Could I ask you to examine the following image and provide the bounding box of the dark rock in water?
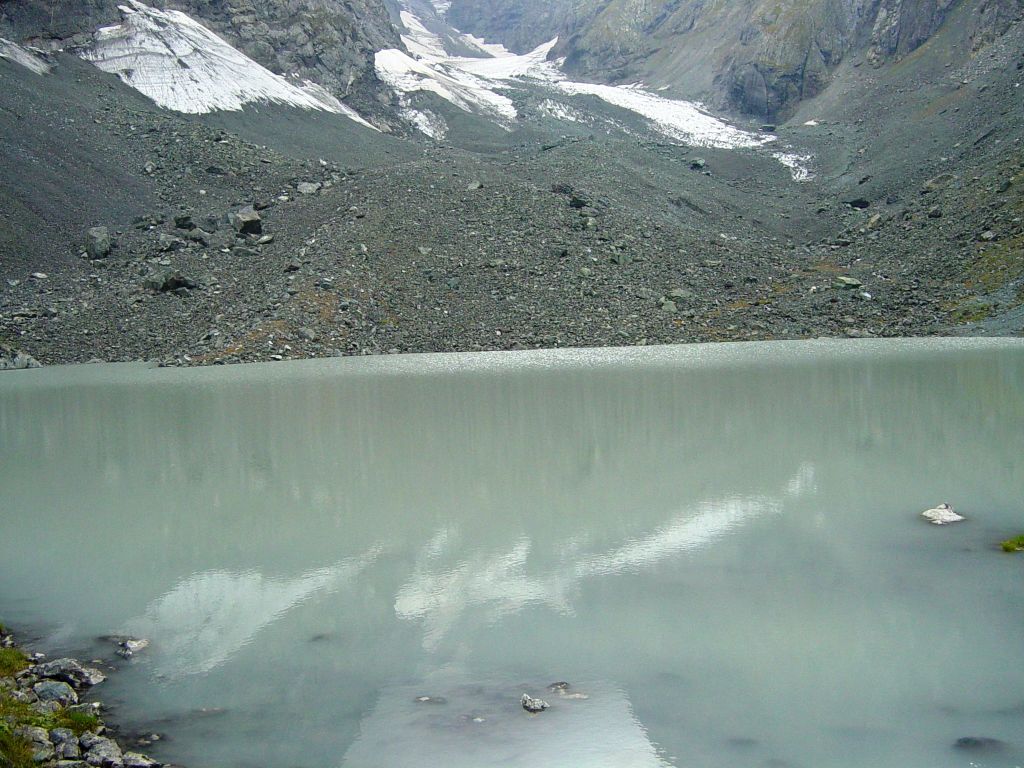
[229,207,263,235]
[521,693,549,712]
[547,681,571,691]
[954,736,1007,751]
[0,344,42,370]
[86,226,112,259]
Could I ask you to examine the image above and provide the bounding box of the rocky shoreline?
[0,626,165,768]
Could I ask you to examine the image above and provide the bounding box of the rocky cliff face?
[0,0,400,106]
[445,0,572,52]
[447,0,1023,119]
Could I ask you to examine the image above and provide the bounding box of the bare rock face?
[446,0,572,53]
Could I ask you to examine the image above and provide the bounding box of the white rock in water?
[521,693,549,713]
[116,637,150,657]
[921,503,964,525]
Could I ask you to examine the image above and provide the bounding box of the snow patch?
[381,4,814,172]
[452,38,559,81]
[0,38,51,75]
[556,81,772,149]
[399,10,447,59]
[538,99,583,123]
[81,0,373,127]
[402,108,449,139]
[375,47,517,122]
[378,7,782,152]
[772,152,814,181]
[459,33,511,58]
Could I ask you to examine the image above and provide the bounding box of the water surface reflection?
[1,340,1022,768]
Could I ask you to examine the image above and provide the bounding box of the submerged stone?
[953,736,1006,751]
[521,693,549,713]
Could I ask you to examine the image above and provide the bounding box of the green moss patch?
[947,298,995,323]
[965,234,1024,294]
[1000,534,1024,553]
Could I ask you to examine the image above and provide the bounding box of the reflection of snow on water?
[125,547,381,677]
[394,487,799,650]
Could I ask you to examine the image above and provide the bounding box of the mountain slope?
[446,0,1024,119]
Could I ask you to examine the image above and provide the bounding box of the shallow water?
[2,339,1023,768]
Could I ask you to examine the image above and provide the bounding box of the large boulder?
[34,658,106,688]
[229,207,262,235]
[86,226,112,259]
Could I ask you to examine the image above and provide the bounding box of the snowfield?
[374,4,814,177]
[63,0,811,178]
[81,0,375,128]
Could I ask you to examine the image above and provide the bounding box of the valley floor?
[1,23,1022,366]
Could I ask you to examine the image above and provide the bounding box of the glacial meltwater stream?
[2,339,1023,768]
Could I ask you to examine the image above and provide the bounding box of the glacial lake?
[1,338,1023,768]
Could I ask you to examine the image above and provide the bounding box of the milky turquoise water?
[1,339,1022,768]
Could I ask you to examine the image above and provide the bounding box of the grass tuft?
[0,651,28,679]
[52,708,100,735]
[0,728,36,768]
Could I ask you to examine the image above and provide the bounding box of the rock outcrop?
[446,0,571,53]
